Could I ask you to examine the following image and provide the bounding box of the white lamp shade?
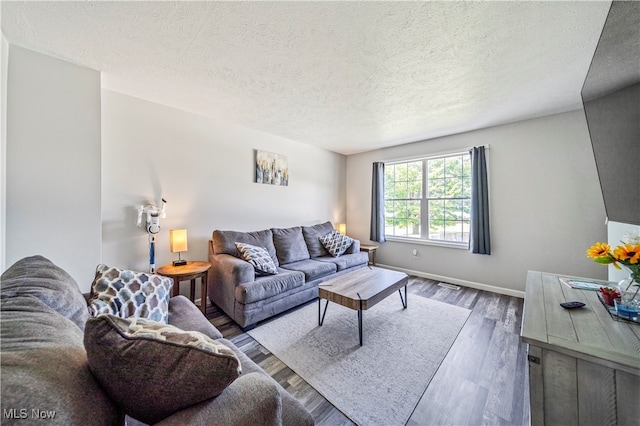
[338,223,346,235]
[170,229,188,253]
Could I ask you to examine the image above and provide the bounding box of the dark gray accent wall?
[583,83,640,225]
[581,1,640,225]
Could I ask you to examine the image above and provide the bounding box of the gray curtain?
[470,147,491,254]
[370,162,386,243]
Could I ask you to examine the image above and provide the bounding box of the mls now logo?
[3,409,27,419]
[4,408,56,419]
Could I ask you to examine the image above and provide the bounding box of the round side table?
[157,261,212,314]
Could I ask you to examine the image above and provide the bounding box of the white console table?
[521,271,640,426]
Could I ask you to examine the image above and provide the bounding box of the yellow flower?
[613,244,640,265]
[586,242,611,259]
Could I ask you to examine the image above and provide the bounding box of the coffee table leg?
[398,285,408,309]
[319,298,329,326]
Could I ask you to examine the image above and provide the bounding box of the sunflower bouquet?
[586,234,640,303]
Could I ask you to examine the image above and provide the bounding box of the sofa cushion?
[315,252,370,271]
[280,259,337,282]
[0,255,89,330]
[155,372,283,426]
[88,264,172,324]
[272,226,310,264]
[319,230,354,257]
[235,269,305,304]
[344,238,361,254]
[212,229,279,266]
[217,338,316,426]
[235,242,278,275]
[168,295,223,340]
[84,315,241,425]
[1,296,124,425]
[302,221,335,258]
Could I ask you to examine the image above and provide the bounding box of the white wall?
[101,90,346,279]
[608,221,640,282]
[4,45,102,287]
[1,33,8,272]
[346,110,607,295]
[2,44,608,298]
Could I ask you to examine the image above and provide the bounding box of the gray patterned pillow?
[84,315,241,424]
[235,242,279,275]
[88,264,173,323]
[319,231,354,257]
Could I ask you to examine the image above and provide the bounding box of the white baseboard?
[377,263,525,299]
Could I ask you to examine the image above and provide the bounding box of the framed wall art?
[255,150,289,186]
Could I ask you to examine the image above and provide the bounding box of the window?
[384,152,471,244]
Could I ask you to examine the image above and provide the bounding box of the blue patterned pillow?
[88,264,173,323]
[235,242,278,275]
[319,231,354,257]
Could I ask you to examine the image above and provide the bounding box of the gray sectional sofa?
[208,221,369,329]
[1,255,314,426]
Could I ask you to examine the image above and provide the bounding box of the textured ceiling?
[1,1,612,155]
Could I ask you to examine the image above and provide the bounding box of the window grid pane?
[385,160,421,238]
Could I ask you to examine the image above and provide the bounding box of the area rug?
[246,294,471,426]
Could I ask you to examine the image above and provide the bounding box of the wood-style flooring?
[205,276,530,426]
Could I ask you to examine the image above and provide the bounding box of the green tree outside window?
[385,153,470,243]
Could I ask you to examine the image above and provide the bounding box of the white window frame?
[384,151,471,249]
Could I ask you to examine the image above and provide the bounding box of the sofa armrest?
[210,253,256,284]
[208,253,256,320]
[156,373,282,426]
[345,238,361,254]
[168,295,223,339]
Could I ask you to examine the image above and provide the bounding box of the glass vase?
[616,271,640,320]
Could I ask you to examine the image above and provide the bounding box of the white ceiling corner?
[1,1,612,155]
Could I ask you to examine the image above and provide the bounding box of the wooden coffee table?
[318,267,409,346]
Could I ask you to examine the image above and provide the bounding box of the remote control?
[560,301,585,309]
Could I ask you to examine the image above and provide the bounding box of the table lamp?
[338,223,346,235]
[170,229,188,266]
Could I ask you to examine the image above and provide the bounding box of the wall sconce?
[170,229,188,266]
[338,223,347,235]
